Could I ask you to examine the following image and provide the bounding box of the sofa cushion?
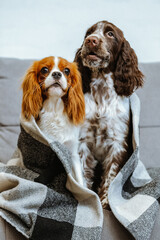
[137,63,160,168]
[138,63,160,127]
[0,57,34,126]
[0,126,20,163]
[0,58,34,163]
[140,127,160,168]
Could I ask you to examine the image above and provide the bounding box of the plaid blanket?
[0,116,103,239]
[108,94,160,240]
[0,93,160,240]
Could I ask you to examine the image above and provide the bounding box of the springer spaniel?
[74,21,144,208]
[21,56,85,185]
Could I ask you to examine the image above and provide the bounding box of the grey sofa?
[0,57,160,239]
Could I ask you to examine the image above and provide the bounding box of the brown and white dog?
[74,21,144,208]
[21,56,85,185]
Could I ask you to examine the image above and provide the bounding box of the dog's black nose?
[52,71,62,79]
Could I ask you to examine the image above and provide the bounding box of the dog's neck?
[82,66,115,95]
[42,96,64,114]
[91,67,111,79]
[90,72,118,106]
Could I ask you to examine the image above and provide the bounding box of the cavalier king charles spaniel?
[21,56,85,185]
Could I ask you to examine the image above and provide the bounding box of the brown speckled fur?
[74,20,143,209]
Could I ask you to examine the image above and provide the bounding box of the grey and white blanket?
[0,93,160,240]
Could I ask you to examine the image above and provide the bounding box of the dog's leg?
[64,140,85,186]
[79,142,98,189]
[98,160,120,209]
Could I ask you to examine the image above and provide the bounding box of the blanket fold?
[0,93,160,240]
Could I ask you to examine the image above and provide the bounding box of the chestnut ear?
[74,47,92,94]
[114,40,144,96]
[64,62,85,125]
[21,61,43,119]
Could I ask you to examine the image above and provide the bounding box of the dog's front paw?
[101,197,110,210]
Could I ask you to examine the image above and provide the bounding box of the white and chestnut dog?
[74,20,144,208]
[21,56,85,185]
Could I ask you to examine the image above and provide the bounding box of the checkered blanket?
[0,116,103,239]
[0,93,160,240]
[108,94,160,240]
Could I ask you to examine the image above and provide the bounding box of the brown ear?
[114,40,144,96]
[74,47,92,94]
[64,62,85,125]
[21,61,42,119]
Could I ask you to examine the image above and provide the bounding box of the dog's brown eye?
[41,67,49,74]
[107,31,114,38]
[64,68,70,75]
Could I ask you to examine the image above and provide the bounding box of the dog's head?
[80,21,124,69]
[75,20,144,96]
[21,56,85,124]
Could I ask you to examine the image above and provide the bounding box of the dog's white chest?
[37,100,79,144]
[80,74,130,160]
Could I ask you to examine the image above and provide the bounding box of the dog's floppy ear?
[74,47,92,94]
[63,62,85,125]
[21,61,43,120]
[114,40,144,96]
